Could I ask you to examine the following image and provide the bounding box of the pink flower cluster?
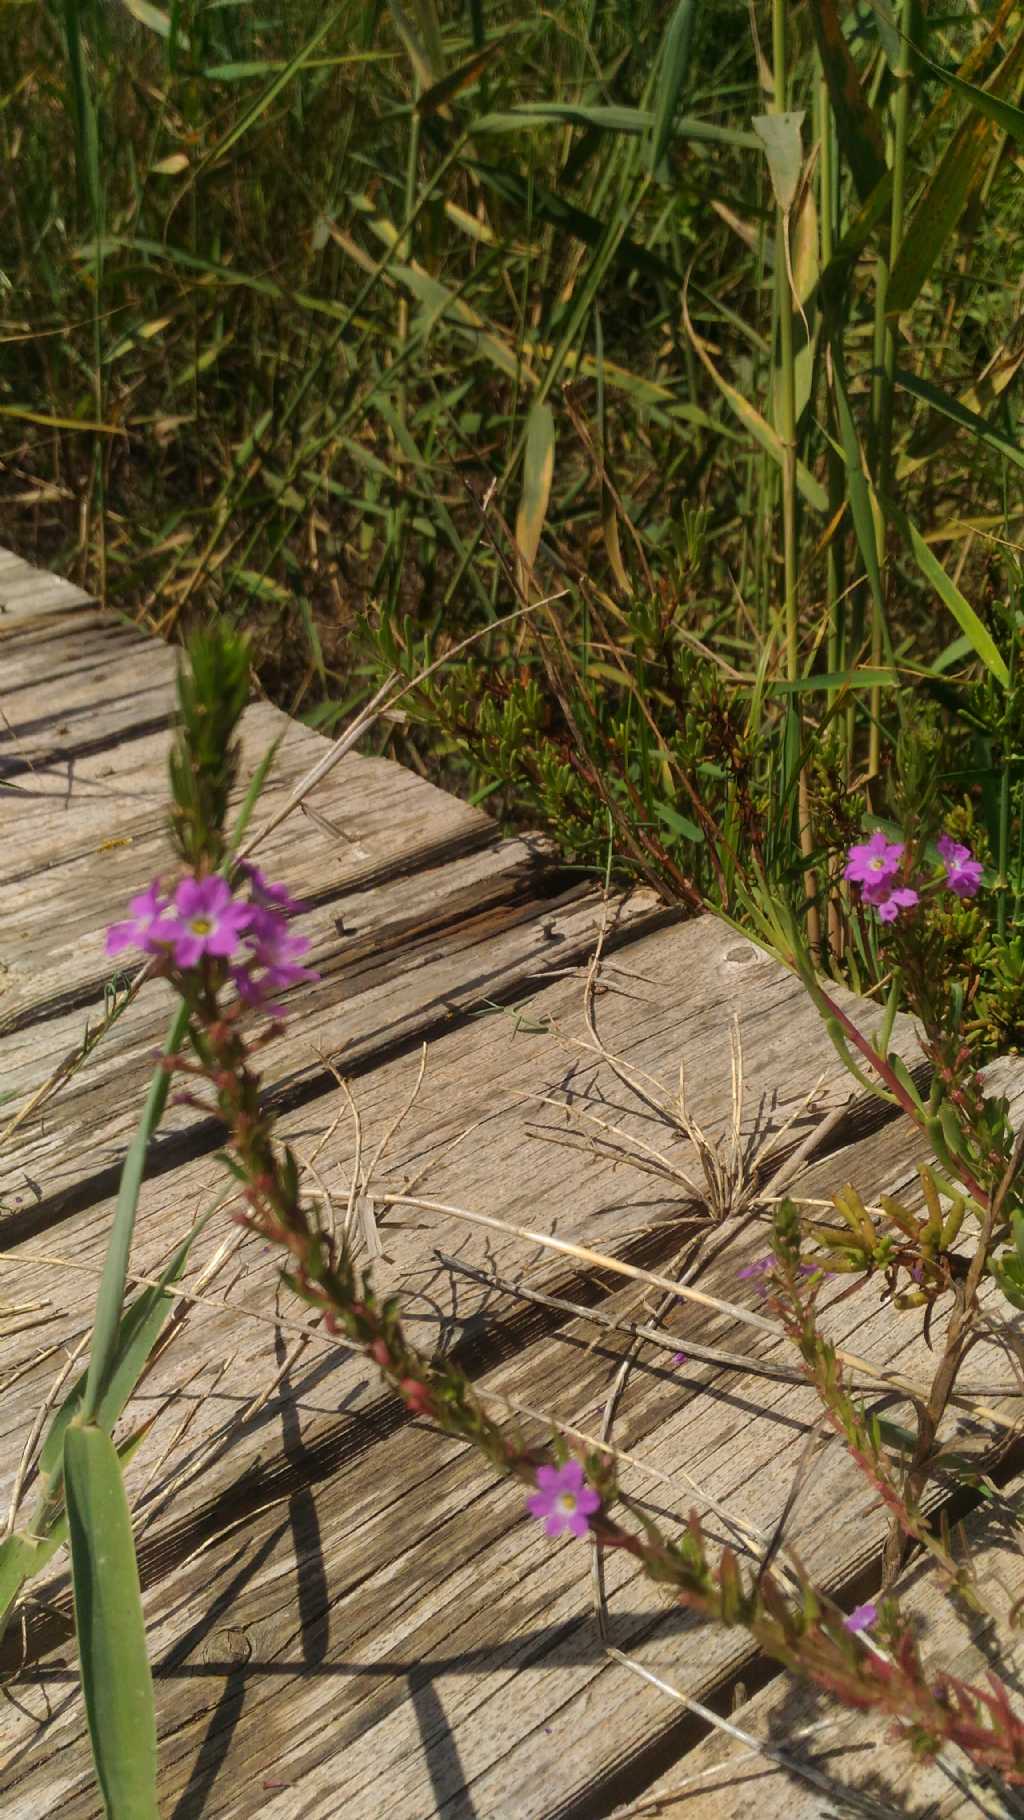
[106,863,318,1015]
[844,831,983,924]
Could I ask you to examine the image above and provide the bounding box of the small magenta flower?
[106,881,175,957]
[844,832,903,889]
[239,863,306,916]
[526,1461,600,1539]
[165,875,253,968]
[235,914,319,1013]
[937,835,983,899]
[843,1601,877,1633]
[862,881,919,924]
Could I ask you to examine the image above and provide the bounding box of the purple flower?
[844,1601,877,1634]
[164,875,253,968]
[239,863,306,916]
[862,881,919,924]
[737,1255,773,1282]
[106,881,176,957]
[235,904,319,1013]
[936,835,983,899]
[526,1461,600,1539]
[671,1350,688,1366]
[844,832,903,889]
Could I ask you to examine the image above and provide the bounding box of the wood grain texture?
[4,918,1016,1819]
[0,548,92,622]
[0,914,926,1537]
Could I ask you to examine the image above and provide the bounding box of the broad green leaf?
[515,401,555,594]
[66,1425,158,1820]
[807,0,887,201]
[649,0,699,177]
[656,802,704,843]
[752,112,804,213]
[896,508,1010,687]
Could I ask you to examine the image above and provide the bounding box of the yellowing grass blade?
[515,401,555,598]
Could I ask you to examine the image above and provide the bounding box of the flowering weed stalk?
[76,623,1024,1801]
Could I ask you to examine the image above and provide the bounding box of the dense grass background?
[3,0,1023,1032]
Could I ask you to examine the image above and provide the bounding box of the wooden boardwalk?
[1,547,1022,1819]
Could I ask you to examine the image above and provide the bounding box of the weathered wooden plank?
[0,913,920,1525]
[2,1161,1019,1820]
[0,862,664,1224]
[1,695,495,1029]
[0,549,92,621]
[0,622,179,777]
[627,1482,1024,1819]
[4,926,1015,1818]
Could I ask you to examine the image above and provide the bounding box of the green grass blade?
[40,1209,214,1480]
[895,508,1010,687]
[892,368,1024,473]
[830,339,886,624]
[79,1001,191,1425]
[226,736,282,858]
[915,42,1024,149]
[66,1425,158,1820]
[649,0,699,176]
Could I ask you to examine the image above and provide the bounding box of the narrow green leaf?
[649,0,699,176]
[121,0,189,44]
[766,667,900,694]
[916,44,1024,149]
[471,103,759,149]
[684,286,828,512]
[227,738,281,857]
[80,1002,191,1425]
[830,340,886,625]
[66,1425,158,1820]
[40,1212,211,1481]
[895,508,1010,687]
[198,6,346,175]
[893,367,1024,473]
